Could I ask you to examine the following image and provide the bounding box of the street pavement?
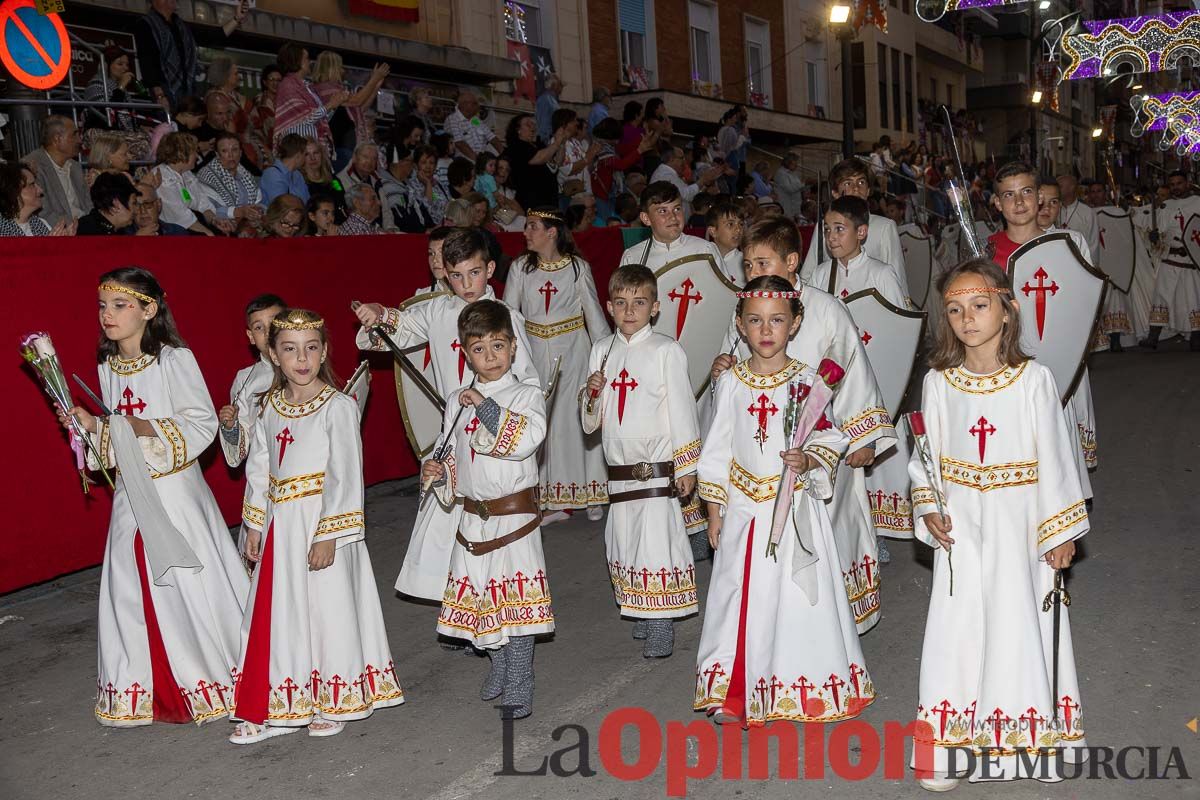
[1,343,1198,799]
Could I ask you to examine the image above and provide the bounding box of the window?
[892,48,902,132]
[744,16,772,108]
[688,1,720,87]
[619,0,654,87]
[877,44,888,130]
[904,53,914,132]
[504,1,543,47]
[852,42,866,129]
[805,40,828,115]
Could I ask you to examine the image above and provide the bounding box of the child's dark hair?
[641,180,681,212]
[521,207,581,273]
[1038,176,1060,192]
[706,197,738,229]
[96,267,185,363]
[260,309,342,408]
[743,217,801,261]
[828,195,870,230]
[614,192,639,221]
[829,158,869,187]
[928,257,1028,371]
[458,299,514,345]
[245,293,287,322]
[474,151,496,175]
[429,225,454,245]
[608,264,657,302]
[441,227,492,269]
[691,192,715,219]
[736,274,803,318]
[994,160,1037,186]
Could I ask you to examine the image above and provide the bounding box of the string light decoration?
[504,1,530,44]
[915,0,1030,24]
[1131,91,1200,136]
[1161,117,1200,159]
[1061,10,1200,80]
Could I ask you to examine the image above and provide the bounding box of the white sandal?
[308,719,346,737]
[229,721,300,745]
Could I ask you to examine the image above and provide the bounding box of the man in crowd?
[337,142,407,230]
[588,87,611,132]
[23,115,92,228]
[773,153,805,220]
[129,181,190,236]
[340,183,385,235]
[444,90,500,162]
[536,74,564,143]
[261,134,310,205]
[649,142,727,221]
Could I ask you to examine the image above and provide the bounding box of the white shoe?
[586,506,605,522]
[918,776,960,792]
[541,510,571,526]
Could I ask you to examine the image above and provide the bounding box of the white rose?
[32,334,56,359]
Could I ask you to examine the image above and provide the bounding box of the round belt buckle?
[632,461,654,482]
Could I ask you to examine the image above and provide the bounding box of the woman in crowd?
[85,133,134,187]
[406,143,450,228]
[198,131,265,232]
[0,162,73,236]
[259,194,306,238]
[311,51,390,172]
[408,86,436,143]
[273,42,347,158]
[301,137,346,219]
[153,131,234,236]
[149,95,207,160]
[248,64,282,168]
[205,54,258,167]
[84,45,158,150]
[504,113,563,212]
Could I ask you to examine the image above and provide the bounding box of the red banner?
[348,0,419,23]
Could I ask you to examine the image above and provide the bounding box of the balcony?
[915,21,983,71]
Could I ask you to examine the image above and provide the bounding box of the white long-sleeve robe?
[695,359,874,725]
[504,254,609,510]
[235,388,403,726]
[88,347,248,726]
[802,213,911,303]
[219,355,275,467]
[1151,195,1200,333]
[581,325,701,619]
[619,231,725,272]
[909,361,1088,781]
[433,373,554,647]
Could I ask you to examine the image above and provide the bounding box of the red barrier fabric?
[2,230,630,594]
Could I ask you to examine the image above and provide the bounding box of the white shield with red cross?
[1007,233,1107,403]
[1183,213,1200,271]
[343,360,372,420]
[653,253,738,397]
[843,289,926,418]
[1095,208,1137,294]
[391,292,450,459]
[899,230,934,309]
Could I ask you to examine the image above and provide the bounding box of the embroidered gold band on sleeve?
[268,471,326,503]
[242,502,266,528]
[314,511,365,539]
[698,480,727,505]
[1038,500,1087,544]
[524,315,584,339]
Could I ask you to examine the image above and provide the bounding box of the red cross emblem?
[609,369,638,424]
[860,329,872,345]
[116,387,146,415]
[464,417,480,461]
[748,392,778,449]
[538,280,558,314]
[1020,266,1058,340]
[450,339,466,381]
[275,426,294,466]
[969,416,995,463]
[667,278,703,339]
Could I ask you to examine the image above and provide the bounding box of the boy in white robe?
[706,197,746,286]
[582,265,702,658]
[710,218,896,633]
[801,159,910,304]
[424,299,552,720]
[355,229,541,607]
[219,294,286,468]
[1142,170,1200,351]
[618,180,725,273]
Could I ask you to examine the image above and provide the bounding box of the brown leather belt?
[456,487,542,556]
[607,460,678,505]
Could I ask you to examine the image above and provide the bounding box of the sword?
[420,376,477,504]
[586,334,618,414]
[350,301,446,414]
[1042,568,1071,734]
[72,373,113,416]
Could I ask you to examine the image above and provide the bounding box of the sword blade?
[72,373,113,416]
[373,326,447,414]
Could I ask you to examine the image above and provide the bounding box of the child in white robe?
[355,228,541,605]
[504,207,610,522]
[62,267,249,727]
[910,259,1088,789]
[423,300,552,719]
[706,198,747,286]
[696,275,874,726]
[582,265,701,658]
[218,294,287,468]
[411,225,452,298]
[231,309,403,744]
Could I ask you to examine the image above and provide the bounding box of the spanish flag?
[348,0,419,22]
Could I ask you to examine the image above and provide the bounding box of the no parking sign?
[0,0,70,90]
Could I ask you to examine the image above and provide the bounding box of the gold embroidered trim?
[941,457,1039,492]
[98,420,112,470]
[268,471,326,503]
[732,358,803,390]
[943,362,1027,394]
[108,353,156,376]
[535,254,572,271]
[841,406,893,445]
[153,418,188,474]
[1038,500,1087,544]
[524,315,584,339]
[242,502,266,528]
[270,386,336,419]
[673,439,702,470]
[489,409,527,457]
[729,459,804,503]
[314,511,364,539]
[911,486,940,508]
[698,480,727,505]
[806,444,840,474]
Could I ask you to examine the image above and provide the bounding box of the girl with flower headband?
[694,274,874,727]
[503,207,610,523]
[59,266,250,728]
[231,309,403,744]
[907,258,1089,789]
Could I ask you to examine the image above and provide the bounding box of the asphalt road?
[1,343,1197,799]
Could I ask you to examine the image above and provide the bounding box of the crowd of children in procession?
[62,154,1133,790]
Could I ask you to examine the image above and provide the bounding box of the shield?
[343,360,372,420]
[1095,209,1137,294]
[899,231,934,309]
[1183,214,1200,271]
[391,292,450,459]
[653,253,738,397]
[1006,233,1108,403]
[843,290,927,418]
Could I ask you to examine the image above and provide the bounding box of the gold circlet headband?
[528,209,564,222]
[98,283,159,305]
[944,286,1009,298]
[271,316,325,331]
[736,290,802,299]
